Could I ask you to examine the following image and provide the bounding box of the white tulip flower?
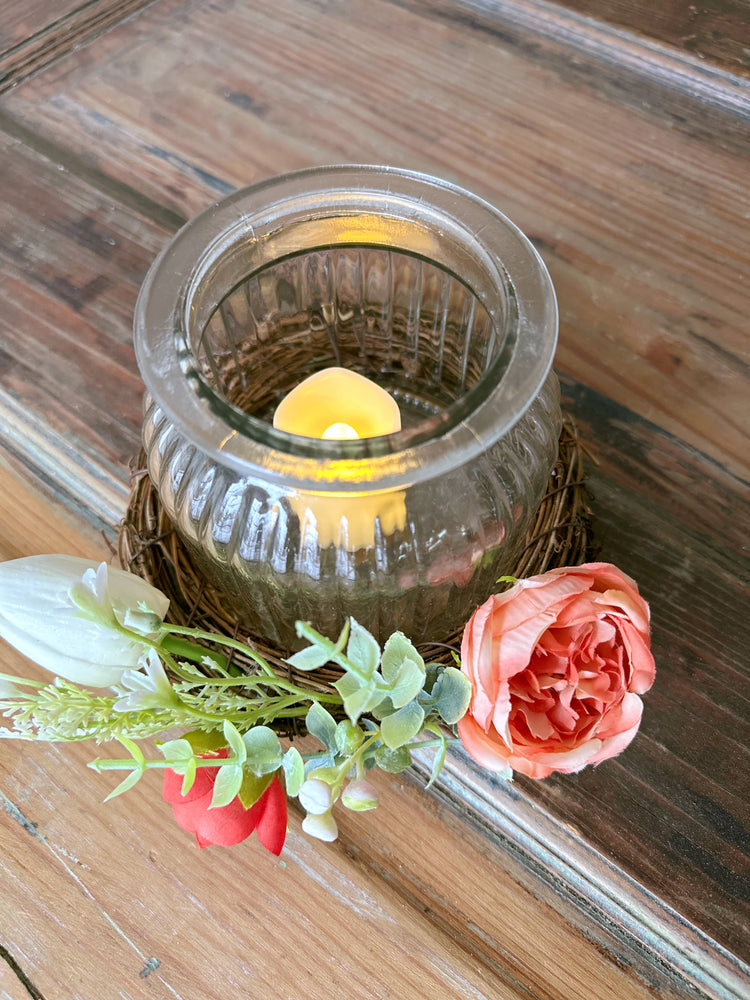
[0,555,170,688]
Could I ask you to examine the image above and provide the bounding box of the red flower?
[163,750,287,854]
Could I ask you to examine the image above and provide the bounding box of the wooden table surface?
[0,2,748,999]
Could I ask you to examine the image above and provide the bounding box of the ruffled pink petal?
[514,738,604,775]
[492,608,559,682]
[587,694,644,765]
[617,621,656,693]
[593,691,644,741]
[457,714,513,772]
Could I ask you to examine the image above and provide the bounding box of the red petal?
[254,775,288,856]
[162,749,229,804]
[188,795,260,848]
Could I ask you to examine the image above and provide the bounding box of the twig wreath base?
[117,418,593,696]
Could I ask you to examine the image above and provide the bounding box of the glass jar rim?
[134,165,558,492]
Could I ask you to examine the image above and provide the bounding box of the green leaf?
[388,657,426,709]
[433,667,472,725]
[374,745,412,773]
[210,763,243,808]
[380,702,425,749]
[281,747,304,797]
[238,770,273,809]
[157,738,196,769]
[332,672,360,701]
[380,632,424,683]
[346,618,381,679]
[181,758,197,796]
[303,751,336,776]
[340,682,384,724]
[292,620,350,670]
[285,644,333,672]
[334,720,363,756]
[242,726,282,776]
[426,735,447,790]
[182,729,228,755]
[305,702,338,751]
[103,767,144,802]
[117,735,146,768]
[223,720,247,766]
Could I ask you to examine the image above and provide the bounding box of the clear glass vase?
[135,166,561,648]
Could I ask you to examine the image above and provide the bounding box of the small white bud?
[341,778,379,812]
[302,810,338,842]
[298,778,333,815]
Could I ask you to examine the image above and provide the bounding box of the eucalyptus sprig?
[0,555,472,849]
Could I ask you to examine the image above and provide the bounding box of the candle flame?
[321,422,360,440]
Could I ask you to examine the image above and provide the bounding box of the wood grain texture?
[2,0,748,481]
[0,0,748,994]
[544,0,750,76]
[0,0,157,93]
[0,459,663,1000]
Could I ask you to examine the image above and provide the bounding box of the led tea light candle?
[272,368,405,549]
[273,367,401,440]
[135,166,561,647]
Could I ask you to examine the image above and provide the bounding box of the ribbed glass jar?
[135,166,561,648]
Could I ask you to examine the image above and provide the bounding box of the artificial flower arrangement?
[0,555,655,855]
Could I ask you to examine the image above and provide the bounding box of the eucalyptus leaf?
[210,762,243,808]
[342,682,385,724]
[333,672,361,701]
[374,745,412,773]
[243,726,282,775]
[285,644,332,672]
[433,667,472,725]
[388,657,426,709]
[346,618,381,679]
[380,632,424,683]
[305,701,338,751]
[380,701,425,749]
[303,750,336,777]
[281,746,304,797]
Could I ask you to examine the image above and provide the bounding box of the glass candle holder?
[134,166,561,648]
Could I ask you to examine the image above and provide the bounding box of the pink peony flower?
[457,563,655,779]
[163,750,287,853]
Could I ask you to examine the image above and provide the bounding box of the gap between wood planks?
[0,0,159,93]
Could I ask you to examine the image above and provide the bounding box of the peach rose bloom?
[457,563,655,778]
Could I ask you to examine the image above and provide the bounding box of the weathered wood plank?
[544,0,750,77]
[2,0,747,481]
[0,0,157,92]
[0,127,173,517]
[0,0,747,990]
[0,459,663,1000]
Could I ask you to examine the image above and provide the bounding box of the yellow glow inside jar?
[273,368,406,549]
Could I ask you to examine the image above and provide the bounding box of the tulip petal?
[0,555,169,687]
[254,776,288,855]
